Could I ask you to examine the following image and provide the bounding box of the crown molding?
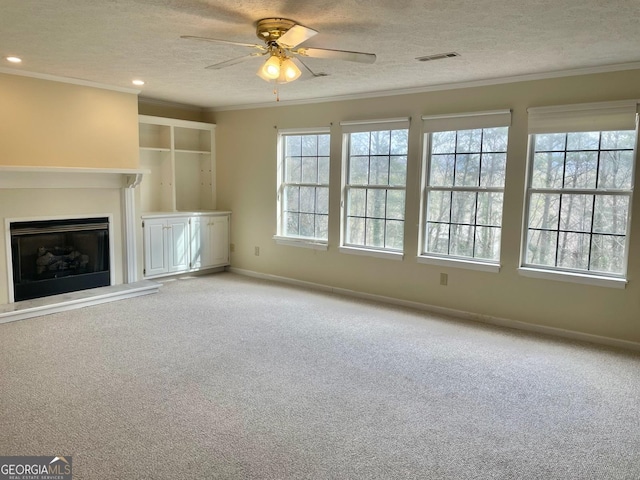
[0,67,140,94]
[206,61,640,112]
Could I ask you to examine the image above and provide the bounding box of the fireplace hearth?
[10,217,111,302]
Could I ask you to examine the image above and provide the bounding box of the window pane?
[559,194,593,233]
[386,190,405,220]
[528,193,560,230]
[370,156,389,185]
[532,152,564,189]
[598,151,633,189]
[350,132,370,155]
[451,191,476,225]
[385,220,404,250]
[476,192,503,227]
[432,131,456,154]
[301,157,318,183]
[454,154,480,187]
[390,130,409,155]
[475,226,501,261]
[285,186,299,212]
[301,135,318,156]
[601,130,635,150]
[557,232,590,270]
[318,156,330,184]
[284,212,299,236]
[427,191,451,223]
[347,217,365,245]
[316,187,329,215]
[299,187,315,213]
[318,134,330,156]
[285,135,301,156]
[449,224,474,257]
[365,218,385,247]
[371,130,390,155]
[348,188,366,217]
[591,235,625,274]
[564,151,597,189]
[526,230,557,266]
[315,214,328,240]
[366,189,386,219]
[349,156,369,184]
[593,195,628,235]
[286,156,302,183]
[566,131,600,150]
[480,153,506,187]
[535,133,566,151]
[299,213,315,237]
[456,129,482,153]
[426,222,450,254]
[482,127,508,152]
[389,156,407,186]
[429,154,455,186]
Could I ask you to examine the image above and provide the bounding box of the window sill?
[339,246,403,261]
[417,255,500,273]
[518,267,627,289]
[273,235,328,251]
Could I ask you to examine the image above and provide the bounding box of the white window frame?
[339,118,410,260]
[274,127,330,250]
[418,110,512,272]
[519,100,639,288]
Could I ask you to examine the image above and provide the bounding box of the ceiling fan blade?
[294,47,376,64]
[204,52,267,70]
[296,57,329,78]
[181,35,266,50]
[276,24,318,49]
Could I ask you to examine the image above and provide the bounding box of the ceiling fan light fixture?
[280,58,301,82]
[257,54,281,81]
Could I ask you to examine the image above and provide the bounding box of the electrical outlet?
[440,273,448,286]
[254,246,260,256]
[230,243,235,253]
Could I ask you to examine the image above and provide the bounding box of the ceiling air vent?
[416,52,460,62]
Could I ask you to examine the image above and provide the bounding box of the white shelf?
[0,166,149,189]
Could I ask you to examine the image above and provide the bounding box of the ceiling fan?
[181,18,376,84]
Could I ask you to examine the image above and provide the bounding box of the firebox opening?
[10,217,111,302]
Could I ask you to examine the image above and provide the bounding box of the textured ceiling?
[2,0,640,109]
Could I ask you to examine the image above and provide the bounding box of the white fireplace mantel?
[0,165,148,189]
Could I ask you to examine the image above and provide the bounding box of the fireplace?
[10,217,111,302]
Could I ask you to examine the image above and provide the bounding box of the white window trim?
[417,254,500,273]
[273,235,328,251]
[419,111,511,264]
[518,267,627,289]
[276,127,331,244]
[339,118,410,258]
[339,245,403,261]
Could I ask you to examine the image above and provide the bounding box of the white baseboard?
[0,280,160,325]
[228,267,640,352]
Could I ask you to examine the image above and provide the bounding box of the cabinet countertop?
[142,211,231,219]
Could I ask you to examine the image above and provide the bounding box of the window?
[276,129,330,245]
[421,110,511,267]
[340,118,409,257]
[522,101,638,282]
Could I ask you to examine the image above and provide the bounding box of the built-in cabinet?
[142,212,230,279]
[138,115,216,212]
[138,115,230,279]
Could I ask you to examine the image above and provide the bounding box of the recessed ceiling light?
[6,56,22,63]
[132,79,145,86]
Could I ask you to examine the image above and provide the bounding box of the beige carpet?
[1,272,639,479]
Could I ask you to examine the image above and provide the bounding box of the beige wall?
[208,69,640,344]
[0,73,139,168]
[138,100,205,122]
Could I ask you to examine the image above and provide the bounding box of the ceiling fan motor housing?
[255,18,297,44]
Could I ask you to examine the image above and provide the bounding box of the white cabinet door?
[189,216,205,270]
[167,217,190,273]
[209,215,229,267]
[143,218,169,277]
